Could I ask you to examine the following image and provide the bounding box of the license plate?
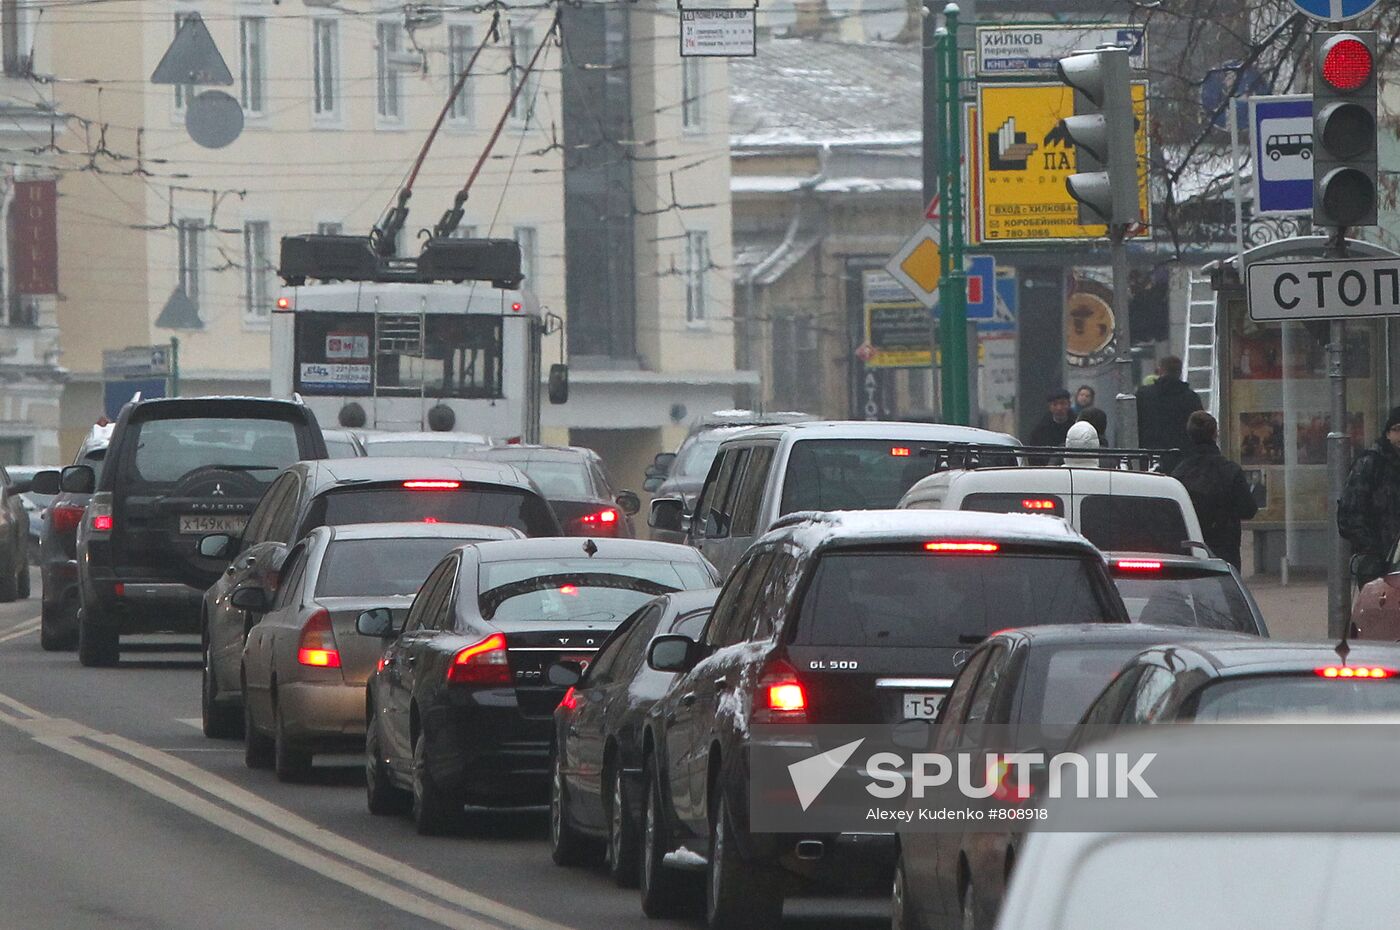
[902,692,944,720]
[180,515,247,535]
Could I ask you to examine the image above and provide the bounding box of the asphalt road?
[0,573,886,930]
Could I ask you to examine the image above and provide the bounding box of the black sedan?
[33,425,111,650]
[0,465,31,602]
[549,589,717,885]
[1107,551,1268,635]
[362,537,718,835]
[469,445,642,538]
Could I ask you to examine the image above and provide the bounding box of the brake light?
[447,633,510,685]
[296,609,341,668]
[559,687,579,710]
[558,584,579,596]
[91,513,113,532]
[1114,559,1163,572]
[403,480,461,490]
[1021,499,1057,511]
[753,658,808,724]
[924,541,999,553]
[890,446,912,457]
[50,503,85,534]
[576,508,619,529]
[1316,666,1395,679]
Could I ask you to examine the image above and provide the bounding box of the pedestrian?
[1338,406,1400,586]
[1073,384,1096,416]
[1171,411,1258,569]
[1077,407,1109,446]
[1028,389,1074,464]
[1064,420,1103,467]
[1136,356,1202,469]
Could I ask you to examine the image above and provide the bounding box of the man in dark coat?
[1339,406,1400,586]
[1171,411,1258,569]
[1137,356,1203,451]
[1028,389,1073,464]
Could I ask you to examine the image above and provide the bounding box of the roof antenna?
[583,539,598,558]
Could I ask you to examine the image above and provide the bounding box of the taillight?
[447,633,510,685]
[1021,499,1057,511]
[575,508,620,532]
[403,480,461,490]
[296,609,341,668]
[1114,559,1163,572]
[50,503,85,534]
[753,658,808,724]
[559,687,579,710]
[924,541,999,553]
[88,497,114,535]
[890,446,912,457]
[1316,666,1395,679]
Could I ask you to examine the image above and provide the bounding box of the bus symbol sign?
[1251,96,1313,216]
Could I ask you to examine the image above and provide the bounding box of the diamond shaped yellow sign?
[884,223,941,309]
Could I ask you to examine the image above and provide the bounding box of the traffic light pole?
[938,3,969,426]
[1110,224,1132,410]
[1326,228,1350,640]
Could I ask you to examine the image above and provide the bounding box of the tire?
[77,609,119,667]
[202,634,242,739]
[243,689,274,770]
[549,746,593,866]
[365,713,409,816]
[606,763,641,887]
[40,601,76,652]
[705,789,782,930]
[640,760,694,919]
[273,701,313,783]
[893,843,918,930]
[412,730,459,836]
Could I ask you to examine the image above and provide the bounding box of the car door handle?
[680,691,698,706]
[713,677,729,690]
[405,654,417,667]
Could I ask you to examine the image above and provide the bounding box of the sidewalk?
[1243,574,1328,641]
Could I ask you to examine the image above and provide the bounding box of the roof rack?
[919,442,1176,473]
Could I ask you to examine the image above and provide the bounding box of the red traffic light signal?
[1319,36,1373,92]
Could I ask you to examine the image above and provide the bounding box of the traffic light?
[1313,31,1378,228]
[1056,47,1139,227]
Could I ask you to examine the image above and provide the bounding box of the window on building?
[685,230,708,323]
[177,219,204,318]
[514,226,537,290]
[172,11,198,110]
[509,24,537,124]
[447,25,473,124]
[682,57,703,130]
[376,21,403,121]
[316,221,343,236]
[2,0,31,77]
[243,221,272,324]
[240,16,266,115]
[772,316,820,409]
[312,18,339,119]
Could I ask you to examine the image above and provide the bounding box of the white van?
[897,466,1205,556]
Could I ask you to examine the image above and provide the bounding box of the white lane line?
[0,688,48,720]
[175,717,202,730]
[0,617,41,645]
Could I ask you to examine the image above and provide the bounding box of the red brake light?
[558,584,579,596]
[768,683,806,712]
[91,513,114,532]
[448,633,510,685]
[296,609,341,668]
[275,296,291,310]
[50,503,85,534]
[1021,499,1056,511]
[422,517,439,524]
[1115,559,1163,572]
[924,541,999,553]
[754,659,808,724]
[1316,666,1395,679]
[576,508,619,528]
[890,446,912,457]
[403,480,461,490]
[1321,37,1373,92]
[559,686,579,710]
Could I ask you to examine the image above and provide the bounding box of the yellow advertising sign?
[977,83,1149,242]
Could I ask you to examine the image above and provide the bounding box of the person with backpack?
[1171,411,1258,569]
[1339,406,1400,586]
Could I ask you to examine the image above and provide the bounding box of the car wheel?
[273,701,313,783]
[40,600,76,652]
[202,636,242,739]
[893,843,918,930]
[77,609,119,667]
[640,760,696,918]
[549,746,593,866]
[365,713,409,816]
[243,689,274,770]
[961,877,978,930]
[412,730,459,836]
[606,763,641,887]
[705,789,782,929]
[17,558,29,600]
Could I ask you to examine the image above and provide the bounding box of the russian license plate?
[180,515,247,535]
[902,692,944,720]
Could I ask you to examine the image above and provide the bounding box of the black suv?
[70,397,328,667]
[638,509,1127,928]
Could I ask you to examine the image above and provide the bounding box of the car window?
[273,545,310,610]
[672,608,712,640]
[703,448,750,539]
[362,439,491,457]
[1124,665,1177,724]
[478,558,709,624]
[264,477,304,544]
[755,548,799,640]
[581,608,645,686]
[779,439,1013,514]
[1114,572,1257,633]
[589,460,614,498]
[590,604,664,686]
[304,484,557,537]
[510,459,594,499]
[730,446,775,537]
[1018,646,1155,726]
[961,492,1065,518]
[707,549,774,647]
[964,644,1011,726]
[1080,666,1147,727]
[934,648,992,745]
[672,432,724,480]
[316,537,476,597]
[128,417,300,486]
[1080,495,1190,554]
[405,559,455,634]
[703,556,755,647]
[1191,675,1400,720]
[243,473,297,547]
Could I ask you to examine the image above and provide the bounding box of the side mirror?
[548,364,569,404]
[653,452,677,473]
[198,533,235,560]
[546,660,583,687]
[29,470,60,495]
[230,586,270,613]
[648,497,687,533]
[60,464,95,495]
[648,634,697,674]
[615,490,641,516]
[643,476,664,493]
[356,607,397,638]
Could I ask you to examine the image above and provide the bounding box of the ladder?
[1184,272,1218,417]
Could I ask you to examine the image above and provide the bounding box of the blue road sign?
[1201,61,1270,131]
[1288,0,1379,22]
[966,255,996,320]
[1251,95,1313,216]
[104,378,166,420]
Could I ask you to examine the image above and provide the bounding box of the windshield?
[794,550,1117,647]
[323,437,361,459]
[781,439,1015,513]
[363,439,490,457]
[1115,573,1257,633]
[480,558,711,623]
[672,433,724,480]
[1192,675,1400,720]
[316,537,483,597]
[1020,645,1155,725]
[307,486,557,537]
[129,417,301,484]
[507,459,594,498]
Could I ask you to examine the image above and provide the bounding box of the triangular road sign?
[924,196,939,220]
[151,13,233,86]
[156,287,203,330]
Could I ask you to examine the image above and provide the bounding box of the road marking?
[175,717,202,730]
[0,616,41,645]
[0,689,576,930]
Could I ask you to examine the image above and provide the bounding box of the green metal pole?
[942,2,969,425]
[170,337,180,397]
[934,26,951,419]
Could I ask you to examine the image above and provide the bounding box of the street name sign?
[1247,256,1400,321]
[976,25,1146,77]
[680,9,756,57]
[102,345,171,380]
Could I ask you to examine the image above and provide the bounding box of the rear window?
[1114,572,1257,633]
[128,417,301,485]
[1080,496,1188,554]
[316,537,479,597]
[1019,645,1154,725]
[479,557,711,623]
[324,437,361,459]
[1192,675,1400,720]
[363,439,490,458]
[781,439,1016,514]
[794,550,1118,647]
[962,492,1065,517]
[504,459,594,498]
[307,485,557,537]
